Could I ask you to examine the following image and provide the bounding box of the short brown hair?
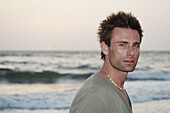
[97,11,143,60]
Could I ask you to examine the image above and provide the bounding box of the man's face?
[108,27,141,72]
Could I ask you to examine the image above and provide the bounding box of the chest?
[102,90,132,113]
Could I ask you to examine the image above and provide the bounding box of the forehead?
[111,27,140,43]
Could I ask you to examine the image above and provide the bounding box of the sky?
[0,0,170,51]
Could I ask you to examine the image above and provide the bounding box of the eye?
[119,43,126,47]
[133,43,140,48]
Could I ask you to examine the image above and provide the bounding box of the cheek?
[114,47,126,57]
[113,46,124,53]
[116,48,124,54]
[135,50,140,58]
[110,48,123,61]
[135,49,140,54]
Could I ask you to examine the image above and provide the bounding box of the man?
[69,11,143,113]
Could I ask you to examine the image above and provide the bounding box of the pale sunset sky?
[0,0,170,51]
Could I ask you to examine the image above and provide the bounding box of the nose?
[127,46,135,57]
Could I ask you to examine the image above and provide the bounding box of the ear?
[101,41,109,56]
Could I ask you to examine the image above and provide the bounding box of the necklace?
[101,69,125,91]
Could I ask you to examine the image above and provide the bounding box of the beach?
[0,99,170,113]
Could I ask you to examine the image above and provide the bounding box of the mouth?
[123,59,135,64]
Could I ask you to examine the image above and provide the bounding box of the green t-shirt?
[69,73,132,113]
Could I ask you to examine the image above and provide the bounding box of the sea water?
[0,51,170,110]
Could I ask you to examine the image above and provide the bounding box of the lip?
[123,59,135,64]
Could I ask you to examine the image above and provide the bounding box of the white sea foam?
[0,90,77,109]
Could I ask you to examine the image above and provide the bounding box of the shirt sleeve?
[69,93,105,113]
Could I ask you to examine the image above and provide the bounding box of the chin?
[128,69,135,72]
[123,68,135,72]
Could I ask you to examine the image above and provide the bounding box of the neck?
[101,61,128,88]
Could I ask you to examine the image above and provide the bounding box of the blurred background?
[0,0,170,113]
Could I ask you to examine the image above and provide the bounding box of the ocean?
[0,51,170,112]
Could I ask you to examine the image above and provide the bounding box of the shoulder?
[70,87,105,113]
[69,74,107,113]
[74,73,118,99]
[70,93,105,113]
[78,73,110,95]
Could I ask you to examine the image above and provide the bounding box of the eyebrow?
[117,41,128,44]
[117,41,141,44]
[133,42,141,44]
